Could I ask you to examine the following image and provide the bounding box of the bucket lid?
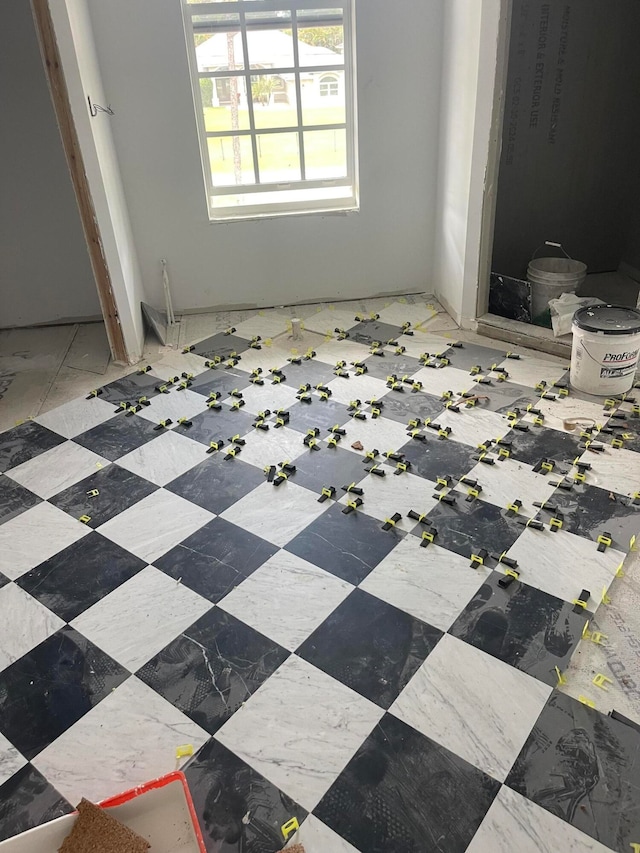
[573,304,640,335]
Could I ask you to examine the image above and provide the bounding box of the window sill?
[207,204,360,223]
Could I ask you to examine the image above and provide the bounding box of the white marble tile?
[135,387,208,427]
[0,584,64,672]
[291,816,361,853]
[341,470,438,531]
[392,331,458,360]
[464,456,557,517]
[331,415,411,459]
[117,429,205,486]
[232,345,291,376]
[235,425,308,469]
[526,394,606,433]
[5,441,110,500]
[0,732,27,787]
[326,373,390,406]
[391,634,551,782]
[0,502,90,579]
[577,445,640,497]
[410,365,477,397]
[33,676,209,804]
[233,312,290,340]
[98,489,213,563]
[375,300,438,328]
[466,785,615,853]
[71,566,212,671]
[149,350,209,380]
[301,307,360,335]
[314,337,373,366]
[216,654,383,810]
[219,552,353,650]
[437,407,511,448]
[505,527,624,610]
[230,381,299,416]
[418,312,460,333]
[361,537,491,630]
[495,354,567,388]
[221,480,327,547]
[35,396,116,438]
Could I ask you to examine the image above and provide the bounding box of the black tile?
[155,517,278,603]
[166,455,265,515]
[348,320,403,346]
[362,353,421,381]
[18,533,146,622]
[375,391,445,426]
[292,445,369,493]
[185,738,307,852]
[285,503,404,584]
[471,381,540,414]
[138,609,288,734]
[285,398,351,435]
[506,691,640,851]
[73,413,160,461]
[0,627,129,760]
[279,358,337,389]
[173,406,255,446]
[444,341,508,372]
[415,492,524,560]
[449,572,588,686]
[545,482,640,552]
[398,437,480,482]
[0,421,65,474]
[0,571,9,590]
[97,371,163,404]
[506,425,583,469]
[188,366,251,399]
[48,463,157,527]
[0,475,40,525]
[0,765,73,843]
[193,332,250,361]
[315,713,500,853]
[611,414,640,453]
[298,589,442,707]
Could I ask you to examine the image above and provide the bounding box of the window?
[319,74,339,97]
[183,0,358,220]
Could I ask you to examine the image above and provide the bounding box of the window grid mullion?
[206,122,346,139]
[290,11,306,180]
[237,7,261,185]
[198,65,345,79]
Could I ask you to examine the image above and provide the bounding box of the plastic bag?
[549,293,605,337]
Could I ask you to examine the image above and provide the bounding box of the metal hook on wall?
[87,95,114,117]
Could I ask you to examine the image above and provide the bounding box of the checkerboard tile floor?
[0,299,639,852]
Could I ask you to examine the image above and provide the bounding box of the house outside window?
[183,0,358,220]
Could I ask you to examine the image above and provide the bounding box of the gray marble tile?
[360,536,491,631]
[71,566,213,671]
[97,488,214,563]
[32,676,209,804]
[391,634,551,782]
[466,786,616,853]
[35,396,117,438]
[0,584,65,672]
[117,429,206,486]
[5,441,110,500]
[0,502,89,580]
[219,551,353,651]
[221,480,328,547]
[215,654,383,810]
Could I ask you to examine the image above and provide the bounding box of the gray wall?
[492,0,640,280]
[0,0,99,328]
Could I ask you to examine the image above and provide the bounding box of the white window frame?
[319,74,340,97]
[182,0,358,221]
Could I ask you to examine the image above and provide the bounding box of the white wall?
[85,0,444,312]
[50,0,147,361]
[0,0,98,328]
[432,0,502,325]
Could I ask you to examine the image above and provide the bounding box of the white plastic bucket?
[528,242,587,325]
[570,304,640,395]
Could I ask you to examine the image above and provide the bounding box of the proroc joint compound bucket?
[570,304,640,396]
